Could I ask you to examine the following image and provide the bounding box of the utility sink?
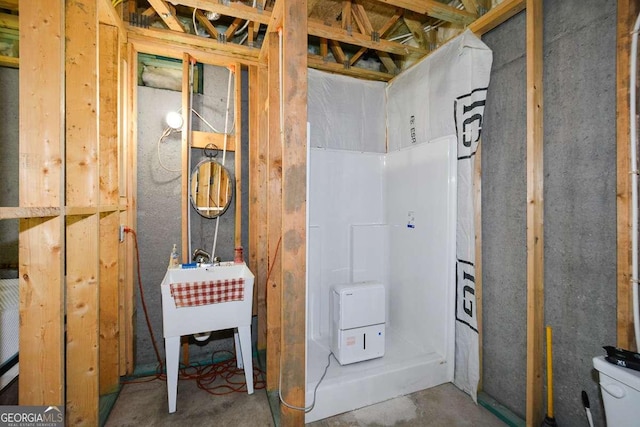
[160,262,255,413]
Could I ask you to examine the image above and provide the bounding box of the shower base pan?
[305,326,452,423]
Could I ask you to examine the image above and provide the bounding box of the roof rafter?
[168,0,271,25]
[372,0,476,26]
[147,0,187,32]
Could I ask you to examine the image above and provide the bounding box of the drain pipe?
[630,12,640,348]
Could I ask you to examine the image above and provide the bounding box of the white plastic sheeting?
[308,68,387,152]
[386,30,492,401]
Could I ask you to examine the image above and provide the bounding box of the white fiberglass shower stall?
[304,31,492,422]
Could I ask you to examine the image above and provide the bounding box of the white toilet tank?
[593,356,640,427]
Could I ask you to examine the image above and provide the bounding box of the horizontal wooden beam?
[308,54,392,81]
[127,25,259,65]
[0,207,61,220]
[308,19,426,56]
[191,130,236,151]
[469,0,525,36]
[0,12,17,30]
[0,54,17,68]
[373,0,476,25]
[169,0,271,25]
[0,0,17,11]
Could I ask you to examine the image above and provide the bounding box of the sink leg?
[238,325,254,394]
[165,336,180,413]
[234,329,244,369]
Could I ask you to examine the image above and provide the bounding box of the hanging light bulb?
[166,111,183,130]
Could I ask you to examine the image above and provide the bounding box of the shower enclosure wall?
[305,68,457,422]
[305,31,491,421]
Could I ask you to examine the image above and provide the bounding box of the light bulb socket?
[166,111,183,130]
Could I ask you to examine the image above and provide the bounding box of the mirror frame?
[189,158,234,219]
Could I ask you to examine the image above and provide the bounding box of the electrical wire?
[157,127,182,173]
[279,351,334,413]
[193,7,199,36]
[124,228,165,378]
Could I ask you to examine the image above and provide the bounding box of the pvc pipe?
[631,12,640,349]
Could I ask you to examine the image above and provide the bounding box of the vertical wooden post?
[181,53,193,264]
[266,33,283,391]
[525,0,544,426]
[18,0,65,406]
[122,43,139,375]
[280,0,308,424]
[617,0,640,351]
[66,0,100,424]
[235,63,243,249]
[99,22,121,395]
[254,65,269,351]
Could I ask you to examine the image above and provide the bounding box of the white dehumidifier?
[330,281,385,365]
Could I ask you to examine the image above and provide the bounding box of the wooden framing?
[17,0,65,406]
[99,22,121,396]
[13,0,610,424]
[255,65,270,350]
[525,1,544,426]
[235,63,243,248]
[279,0,308,423]
[266,32,282,391]
[181,53,192,263]
[65,1,100,424]
[617,0,640,352]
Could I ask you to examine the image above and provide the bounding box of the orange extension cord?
[123,227,265,395]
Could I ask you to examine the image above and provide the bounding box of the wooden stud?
[66,215,100,426]
[256,65,270,350]
[329,40,346,64]
[469,0,525,37]
[616,0,640,351]
[266,32,282,391]
[181,53,192,264]
[235,63,242,249]
[320,37,328,59]
[65,1,100,424]
[279,0,308,423]
[249,65,259,316]
[123,43,139,376]
[99,22,121,395]
[525,0,544,426]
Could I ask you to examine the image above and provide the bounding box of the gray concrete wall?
[481,1,617,425]
[0,67,19,272]
[136,64,247,369]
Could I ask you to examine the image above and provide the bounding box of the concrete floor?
[105,373,504,426]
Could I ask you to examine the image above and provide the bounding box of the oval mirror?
[190,159,233,219]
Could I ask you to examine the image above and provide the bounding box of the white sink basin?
[160,263,255,338]
[160,262,255,413]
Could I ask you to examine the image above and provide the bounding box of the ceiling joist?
[168,0,271,25]
[373,0,476,26]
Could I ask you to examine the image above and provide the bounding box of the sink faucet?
[192,248,211,264]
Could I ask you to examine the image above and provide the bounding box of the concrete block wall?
[482,1,617,425]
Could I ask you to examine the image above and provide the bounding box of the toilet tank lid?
[594,356,640,391]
